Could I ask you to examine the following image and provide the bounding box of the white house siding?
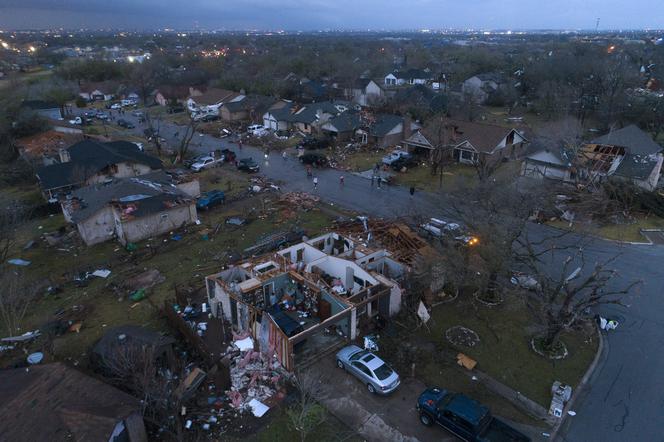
[76,206,117,246]
[119,203,197,245]
[85,162,154,186]
[521,160,570,181]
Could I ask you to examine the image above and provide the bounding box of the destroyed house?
[61,173,197,246]
[0,362,147,442]
[36,139,163,200]
[206,232,405,371]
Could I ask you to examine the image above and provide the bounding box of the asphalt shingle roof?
[37,140,163,190]
[369,114,404,137]
[590,124,663,156]
[613,153,660,180]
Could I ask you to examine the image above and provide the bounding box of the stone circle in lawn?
[445,326,480,348]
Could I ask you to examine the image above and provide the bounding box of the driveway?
[100,108,664,441]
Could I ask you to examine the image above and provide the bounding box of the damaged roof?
[590,124,663,156]
[290,101,341,124]
[15,130,83,159]
[67,171,192,223]
[445,119,524,153]
[325,112,361,133]
[0,362,142,442]
[369,114,405,137]
[613,153,661,180]
[37,140,163,190]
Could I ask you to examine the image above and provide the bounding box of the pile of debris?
[279,192,320,211]
[225,333,286,416]
[249,176,280,193]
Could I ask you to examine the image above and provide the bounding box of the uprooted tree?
[514,233,642,355]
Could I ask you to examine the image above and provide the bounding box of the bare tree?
[0,270,39,336]
[0,201,27,264]
[175,116,199,163]
[514,235,641,352]
[425,117,455,190]
[287,370,327,442]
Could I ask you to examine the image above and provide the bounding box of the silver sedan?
[335,345,400,395]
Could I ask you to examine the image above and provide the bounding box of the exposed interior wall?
[76,206,116,246]
[321,291,350,335]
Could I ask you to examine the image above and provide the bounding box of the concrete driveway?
[309,356,453,442]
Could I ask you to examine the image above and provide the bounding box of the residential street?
[114,111,664,442]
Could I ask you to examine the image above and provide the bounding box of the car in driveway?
[190,156,222,172]
[95,111,110,121]
[417,387,530,441]
[117,119,135,129]
[196,190,225,210]
[237,157,260,173]
[390,155,418,171]
[110,103,122,110]
[335,345,400,395]
[382,149,411,165]
[299,152,328,168]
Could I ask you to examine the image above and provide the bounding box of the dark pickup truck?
[417,387,530,442]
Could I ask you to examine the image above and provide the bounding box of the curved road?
[96,109,664,441]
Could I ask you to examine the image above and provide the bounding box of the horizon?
[3,0,664,32]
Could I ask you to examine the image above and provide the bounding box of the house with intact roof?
[36,139,163,200]
[0,362,147,442]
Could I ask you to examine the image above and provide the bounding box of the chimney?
[402,115,413,140]
[59,148,71,163]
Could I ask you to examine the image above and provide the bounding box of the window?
[373,363,394,381]
[352,361,372,377]
[460,150,474,161]
[353,276,365,287]
[350,350,369,361]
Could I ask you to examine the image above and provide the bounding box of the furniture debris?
[456,352,477,370]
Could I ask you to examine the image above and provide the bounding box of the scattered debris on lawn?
[456,353,478,370]
[125,269,165,291]
[446,326,480,348]
[7,258,31,266]
[279,192,320,211]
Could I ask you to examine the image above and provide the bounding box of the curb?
[544,223,654,246]
[550,322,605,441]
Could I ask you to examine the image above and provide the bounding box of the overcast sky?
[1,0,663,30]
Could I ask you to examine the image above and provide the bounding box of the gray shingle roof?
[37,140,163,190]
[326,112,361,133]
[67,172,191,223]
[613,153,660,180]
[369,114,404,137]
[590,125,663,155]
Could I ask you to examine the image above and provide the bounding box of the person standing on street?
[238,139,243,150]
[339,175,344,187]
[410,186,415,197]
[370,175,375,187]
[313,176,319,189]
[282,151,287,161]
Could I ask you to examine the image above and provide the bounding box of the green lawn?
[1,183,333,366]
[392,163,477,193]
[422,291,597,408]
[548,215,664,243]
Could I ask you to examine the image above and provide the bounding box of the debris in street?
[363,335,379,352]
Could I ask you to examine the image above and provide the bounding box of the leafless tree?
[175,116,200,163]
[0,201,28,264]
[0,269,39,336]
[425,117,455,190]
[288,370,327,442]
[514,235,642,351]
[144,111,163,155]
[100,340,185,441]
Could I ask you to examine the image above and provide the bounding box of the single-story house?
[205,232,406,371]
[152,85,200,107]
[362,114,420,148]
[321,112,362,141]
[220,95,276,122]
[384,68,433,86]
[187,88,241,115]
[289,101,345,134]
[79,81,120,102]
[0,362,147,442]
[36,139,163,200]
[61,172,197,246]
[404,119,528,165]
[21,99,63,120]
[262,101,295,131]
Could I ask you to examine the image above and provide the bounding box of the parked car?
[196,190,225,210]
[121,99,137,107]
[83,110,97,119]
[299,152,328,168]
[68,116,83,125]
[131,110,144,117]
[417,387,531,441]
[421,218,478,246]
[300,136,329,150]
[237,157,260,173]
[220,128,232,138]
[199,114,220,122]
[110,103,122,110]
[246,124,264,134]
[95,111,110,121]
[382,149,411,165]
[190,156,222,172]
[117,119,135,129]
[335,345,400,395]
[390,156,418,171]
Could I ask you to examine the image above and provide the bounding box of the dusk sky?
[1,0,663,30]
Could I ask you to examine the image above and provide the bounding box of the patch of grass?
[340,150,384,172]
[548,215,664,242]
[225,405,361,442]
[393,163,476,193]
[423,292,597,408]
